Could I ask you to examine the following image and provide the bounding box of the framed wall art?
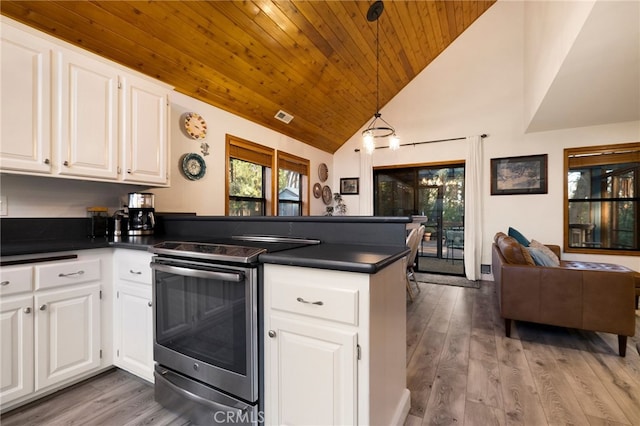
[340,177,359,195]
[490,154,548,195]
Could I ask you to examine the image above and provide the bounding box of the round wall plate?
[181,153,206,180]
[318,163,328,182]
[322,185,332,205]
[313,183,322,199]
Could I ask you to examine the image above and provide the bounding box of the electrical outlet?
[0,196,7,216]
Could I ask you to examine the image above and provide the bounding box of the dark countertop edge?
[259,247,410,274]
[160,215,411,223]
[1,238,409,274]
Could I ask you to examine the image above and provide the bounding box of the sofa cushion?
[497,235,533,265]
[508,227,530,247]
[529,239,560,266]
[528,247,558,266]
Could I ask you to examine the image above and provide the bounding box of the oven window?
[155,271,248,375]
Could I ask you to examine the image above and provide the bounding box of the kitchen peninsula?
[0,216,411,425]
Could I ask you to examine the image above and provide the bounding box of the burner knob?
[268,330,276,338]
[193,363,199,371]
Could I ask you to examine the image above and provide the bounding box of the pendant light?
[362,0,399,154]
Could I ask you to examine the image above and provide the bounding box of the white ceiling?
[526,0,640,132]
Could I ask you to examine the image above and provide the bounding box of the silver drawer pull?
[296,297,323,306]
[24,307,31,314]
[58,270,85,278]
[1,281,9,286]
[129,270,142,275]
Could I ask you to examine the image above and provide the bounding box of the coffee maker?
[127,192,155,236]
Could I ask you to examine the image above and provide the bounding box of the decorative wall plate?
[313,183,322,199]
[184,112,207,140]
[181,153,206,180]
[318,163,328,182]
[322,185,333,205]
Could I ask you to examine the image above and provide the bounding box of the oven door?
[151,257,258,403]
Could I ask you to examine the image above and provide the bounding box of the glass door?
[374,163,465,276]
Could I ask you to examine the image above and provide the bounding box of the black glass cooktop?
[150,236,320,264]
[150,241,266,263]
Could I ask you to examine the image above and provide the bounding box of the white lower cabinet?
[113,249,154,382]
[34,283,101,390]
[0,295,34,403]
[267,315,357,425]
[264,261,410,426]
[0,251,109,411]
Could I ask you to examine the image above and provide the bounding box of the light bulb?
[389,134,400,150]
[363,131,375,154]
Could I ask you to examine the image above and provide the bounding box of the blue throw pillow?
[527,247,557,266]
[508,227,530,247]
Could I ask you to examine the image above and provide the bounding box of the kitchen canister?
[87,206,108,239]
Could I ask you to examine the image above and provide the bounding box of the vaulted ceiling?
[1,1,495,153]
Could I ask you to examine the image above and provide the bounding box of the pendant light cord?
[376,17,380,114]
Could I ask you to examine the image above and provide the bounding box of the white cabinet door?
[56,49,119,180]
[0,24,52,173]
[34,284,100,390]
[265,315,358,426]
[120,74,169,185]
[114,282,153,382]
[0,295,34,404]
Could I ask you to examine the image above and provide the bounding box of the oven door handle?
[151,263,244,282]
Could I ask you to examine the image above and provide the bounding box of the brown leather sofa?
[492,232,637,356]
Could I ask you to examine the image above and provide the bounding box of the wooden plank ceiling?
[1,1,495,154]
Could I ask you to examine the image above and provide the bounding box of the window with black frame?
[565,142,639,254]
[226,135,274,216]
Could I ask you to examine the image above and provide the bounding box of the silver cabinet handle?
[63,160,69,167]
[127,169,132,174]
[39,304,46,311]
[268,330,276,338]
[44,158,50,165]
[296,297,323,306]
[1,281,9,286]
[129,270,142,275]
[24,307,32,314]
[148,301,152,307]
[58,270,85,278]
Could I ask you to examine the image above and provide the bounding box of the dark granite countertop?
[259,243,410,274]
[1,216,411,273]
[1,236,408,274]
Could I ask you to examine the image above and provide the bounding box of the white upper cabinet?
[0,24,52,173]
[120,74,169,184]
[55,49,119,180]
[0,17,171,186]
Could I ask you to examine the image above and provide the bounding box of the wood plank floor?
[2,280,639,426]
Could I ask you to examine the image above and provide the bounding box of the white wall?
[333,1,640,271]
[148,91,333,216]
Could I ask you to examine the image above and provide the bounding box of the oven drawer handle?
[155,369,248,417]
[151,263,244,282]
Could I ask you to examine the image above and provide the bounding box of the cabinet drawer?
[271,281,359,325]
[35,259,101,290]
[0,266,33,296]
[117,254,152,285]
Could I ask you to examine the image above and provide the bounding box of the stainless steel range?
[149,237,318,425]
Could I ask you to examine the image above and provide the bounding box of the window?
[226,135,274,216]
[277,151,309,216]
[565,142,639,255]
